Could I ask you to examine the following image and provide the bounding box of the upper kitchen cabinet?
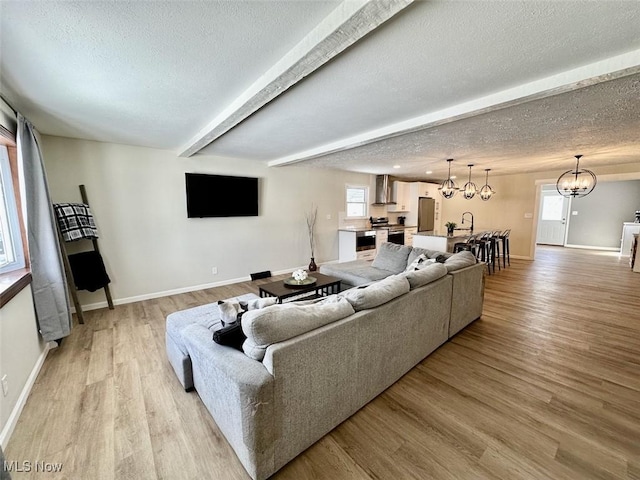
[403,182,441,227]
[388,181,411,212]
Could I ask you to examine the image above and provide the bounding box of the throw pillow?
[371,243,412,274]
[404,254,437,272]
[219,296,278,326]
[212,321,246,351]
[217,300,243,326]
[342,274,410,311]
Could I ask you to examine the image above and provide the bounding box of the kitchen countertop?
[339,225,417,232]
[414,231,471,238]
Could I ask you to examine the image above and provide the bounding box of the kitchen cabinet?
[402,182,441,229]
[404,227,417,247]
[388,181,410,212]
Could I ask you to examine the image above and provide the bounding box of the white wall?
[0,285,47,447]
[41,135,374,307]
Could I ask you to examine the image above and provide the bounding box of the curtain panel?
[17,115,71,342]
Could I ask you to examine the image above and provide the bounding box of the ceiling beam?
[178,0,413,157]
[268,48,640,167]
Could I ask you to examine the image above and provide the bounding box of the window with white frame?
[345,185,368,218]
[0,145,25,273]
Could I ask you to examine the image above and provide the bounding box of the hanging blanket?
[53,203,99,242]
[68,251,111,292]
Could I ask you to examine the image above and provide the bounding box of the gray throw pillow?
[371,242,412,274]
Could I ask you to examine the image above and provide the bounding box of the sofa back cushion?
[371,242,412,274]
[242,296,355,361]
[444,250,478,272]
[342,274,410,311]
[402,263,448,289]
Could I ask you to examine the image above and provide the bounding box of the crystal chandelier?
[556,155,597,198]
[479,169,495,201]
[462,164,477,200]
[438,159,458,199]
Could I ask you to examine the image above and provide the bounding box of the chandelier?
[462,164,477,199]
[556,155,597,198]
[479,169,495,201]
[438,159,458,199]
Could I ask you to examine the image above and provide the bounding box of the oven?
[356,230,377,251]
[388,229,405,245]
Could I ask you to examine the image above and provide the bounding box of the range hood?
[372,175,396,205]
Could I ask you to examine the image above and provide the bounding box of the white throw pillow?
[404,254,436,272]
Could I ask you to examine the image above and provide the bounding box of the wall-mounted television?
[185,173,259,218]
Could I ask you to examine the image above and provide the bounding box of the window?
[346,185,368,218]
[0,145,25,273]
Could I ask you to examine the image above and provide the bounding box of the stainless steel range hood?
[372,175,396,205]
[373,175,396,205]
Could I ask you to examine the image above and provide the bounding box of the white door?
[537,189,570,245]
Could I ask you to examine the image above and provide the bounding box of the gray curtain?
[0,445,11,479]
[17,114,71,342]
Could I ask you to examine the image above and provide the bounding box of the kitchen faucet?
[461,212,474,234]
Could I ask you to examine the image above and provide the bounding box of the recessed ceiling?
[1,0,640,179]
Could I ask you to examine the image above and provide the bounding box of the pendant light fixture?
[462,164,477,199]
[556,154,597,198]
[479,168,495,201]
[438,159,458,199]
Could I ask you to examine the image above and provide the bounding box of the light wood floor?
[7,247,640,479]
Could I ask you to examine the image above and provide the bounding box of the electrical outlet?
[1,375,8,397]
[211,267,218,275]
[326,214,331,220]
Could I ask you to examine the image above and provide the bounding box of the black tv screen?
[185,173,259,218]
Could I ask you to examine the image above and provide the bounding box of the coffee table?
[258,272,341,303]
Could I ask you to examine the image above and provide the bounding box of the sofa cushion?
[241,296,355,361]
[342,274,410,311]
[319,260,392,287]
[444,250,478,272]
[371,243,412,274]
[402,263,448,289]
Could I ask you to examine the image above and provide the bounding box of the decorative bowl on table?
[284,269,316,288]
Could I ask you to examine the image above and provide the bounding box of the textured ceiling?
[1,0,640,179]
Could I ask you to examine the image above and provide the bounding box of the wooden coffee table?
[258,272,341,303]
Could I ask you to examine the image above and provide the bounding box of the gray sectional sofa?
[165,243,484,480]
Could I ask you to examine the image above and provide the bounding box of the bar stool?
[491,231,501,272]
[454,234,478,256]
[498,229,511,267]
[475,232,494,274]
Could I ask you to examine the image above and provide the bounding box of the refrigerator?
[418,197,435,232]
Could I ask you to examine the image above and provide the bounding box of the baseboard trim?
[564,244,620,252]
[0,342,54,449]
[74,264,311,312]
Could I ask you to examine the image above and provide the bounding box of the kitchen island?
[413,231,470,253]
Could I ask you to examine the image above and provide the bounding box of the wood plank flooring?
[6,246,640,479]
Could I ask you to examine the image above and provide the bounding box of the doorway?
[536,187,570,246]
